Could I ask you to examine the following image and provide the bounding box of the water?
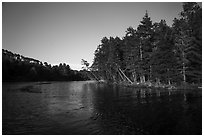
[2,81,202,135]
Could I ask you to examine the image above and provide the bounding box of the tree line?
[91,3,202,87]
[2,49,89,82]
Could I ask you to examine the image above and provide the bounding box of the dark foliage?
[91,3,202,86]
[2,49,90,82]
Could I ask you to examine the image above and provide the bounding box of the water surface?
[2,81,202,135]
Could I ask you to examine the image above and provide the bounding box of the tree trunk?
[140,75,145,83]
[85,71,93,80]
[133,70,137,83]
[140,43,143,59]
[167,68,171,85]
[168,79,171,85]
[149,65,152,81]
[139,42,145,83]
[156,78,160,86]
[107,69,113,81]
[182,51,186,83]
[90,71,99,81]
[119,68,133,84]
[118,69,124,81]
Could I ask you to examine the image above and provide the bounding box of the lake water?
[2,81,202,135]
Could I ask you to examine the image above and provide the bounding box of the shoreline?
[97,80,201,90]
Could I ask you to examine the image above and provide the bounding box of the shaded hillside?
[2,49,89,82]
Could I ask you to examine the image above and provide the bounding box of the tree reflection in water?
[2,82,202,135]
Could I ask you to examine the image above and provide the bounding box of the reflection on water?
[2,81,202,135]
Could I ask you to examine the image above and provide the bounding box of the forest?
[90,2,202,88]
[2,49,89,82]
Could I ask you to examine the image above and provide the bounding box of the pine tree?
[123,27,140,83]
[172,18,190,84]
[151,20,179,85]
[173,2,202,84]
[136,11,153,83]
[92,37,109,80]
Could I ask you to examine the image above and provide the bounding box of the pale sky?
[3,2,185,70]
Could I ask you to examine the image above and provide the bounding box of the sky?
[3,2,186,70]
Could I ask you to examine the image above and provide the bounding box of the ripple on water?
[2,82,202,135]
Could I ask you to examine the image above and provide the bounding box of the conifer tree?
[92,4,201,86]
[123,27,140,82]
[136,11,153,83]
[173,2,202,84]
[151,20,179,85]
